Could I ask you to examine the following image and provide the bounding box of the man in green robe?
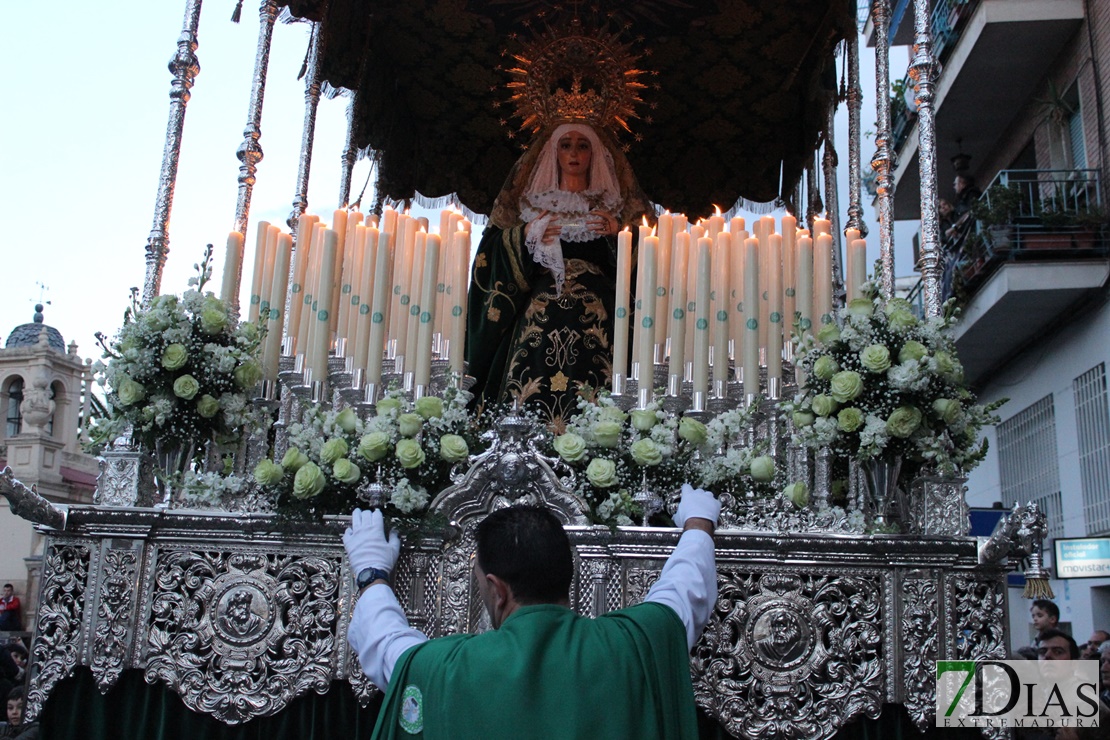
[344,485,720,739]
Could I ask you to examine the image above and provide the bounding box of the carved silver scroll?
[141,547,344,725]
[144,0,204,306]
[823,107,846,301]
[230,0,280,316]
[25,542,94,722]
[869,0,896,300]
[0,467,67,530]
[910,0,942,318]
[901,574,939,732]
[90,544,141,693]
[693,568,885,740]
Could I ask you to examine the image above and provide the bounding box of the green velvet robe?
[465,225,620,428]
[370,602,698,740]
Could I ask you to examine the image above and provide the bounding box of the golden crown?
[503,18,649,134]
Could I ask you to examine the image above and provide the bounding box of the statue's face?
[557,132,592,181]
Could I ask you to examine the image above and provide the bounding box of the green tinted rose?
[593,421,622,448]
[375,397,402,416]
[898,340,928,363]
[586,458,618,488]
[253,459,284,486]
[292,462,326,499]
[161,343,188,370]
[332,458,362,485]
[932,398,962,425]
[887,406,923,438]
[196,394,220,418]
[358,432,391,462]
[395,438,426,469]
[678,417,708,446]
[200,301,229,335]
[414,396,444,420]
[860,344,891,373]
[438,434,470,463]
[749,455,775,482]
[398,413,424,438]
[784,482,810,508]
[630,409,658,431]
[811,394,837,417]
[234,361,263,389]
[813,355,839,380]
[172,374,200,400]
[837,407,864,432]
[236,321,260,343]
[847,298,873,317]
[817,324,841,344]
[553,433,587,462]
[792,410,816,427]
[934,351,963,382]
[630,438,663,466]
[281,447,309,471]
[320,437,349,464]
[335,407,358,434]
[829,370,863,403]
[887,310,917,331]
[598,405,627,424]
[117,377,145,406]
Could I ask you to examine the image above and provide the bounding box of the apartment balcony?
[930,169,1110,387]
[864,0,1084,221]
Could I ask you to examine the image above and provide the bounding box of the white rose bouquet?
[782,284,1004,486]
[86,246,268,470]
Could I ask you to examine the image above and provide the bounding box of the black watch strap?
[356,567,391,589]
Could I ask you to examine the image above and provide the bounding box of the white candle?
[729,216,745,234]
[329,209,349,336]
[667,232,689,387]
[707,208,724,242]
[311,229,338,384]
[353,226,379,374]
[264,233,292,381]
[613,228,633,391]
[795,235,814,385]
[405,230,428,378]
[220,231,244,309]
[299,222,324,363]
[258,225,279,327]
[415,234,440,389]
[654,214,673,349]
[391,217,417,365]
[766,233,783,393]
[366,230,393,387]
[636,235,657,396]
[247,221,270,323]
[712,231,730,391]
[287,214,318,354]
[781,215,797,340]
[449,229,471,376]
[813,216,831,240]
[815,233,833,327]
[346,224,367,344]
[729,230,747,376]
[743,236,760,398]
[337,210,362,344]
[848,238,868,301]
[692,236,712,398]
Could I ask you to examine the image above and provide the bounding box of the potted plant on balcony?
[1074,204,1108,250]
[971,184,1022,249]
[1025,197,1077,250]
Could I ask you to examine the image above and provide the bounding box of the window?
[1075,364,1110,534]
[998,395,1063,540]
[1068,105,1086,169]
[4,378,23,437]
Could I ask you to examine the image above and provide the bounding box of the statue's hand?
[587,210,618,236]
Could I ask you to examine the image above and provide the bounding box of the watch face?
[357,568,387,588]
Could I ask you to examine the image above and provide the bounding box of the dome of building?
[5,304,65,353]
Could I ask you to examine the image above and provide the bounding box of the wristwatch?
[356,567,392,590]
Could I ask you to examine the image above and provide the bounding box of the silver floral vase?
[862,455,903,528]
[152,437,198,506]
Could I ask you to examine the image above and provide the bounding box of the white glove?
[343,508,401,575]
[674,484,720,528]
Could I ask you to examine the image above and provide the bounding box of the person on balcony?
[344,484,719,739]
[465,122,651,428]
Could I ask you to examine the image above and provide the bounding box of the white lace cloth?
[521,189,620,293]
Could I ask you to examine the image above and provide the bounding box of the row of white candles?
[614,212,868,401]
[219,206,472,393]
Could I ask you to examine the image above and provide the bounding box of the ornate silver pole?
[143,0,204,305]
[910,0,942,318]
[286,23,325,235]
[870,0,897,300]
[231,0,280,315]
[823,107,846,304]
[846,30,866,235]
[806,157,821,230]
[338,94,358,208]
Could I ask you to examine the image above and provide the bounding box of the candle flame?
[652,225,658,236]
[641,215,650,228]
[713,204,722,217]
[622,226,630,233]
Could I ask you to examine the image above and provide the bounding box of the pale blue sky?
[0,2,915,361]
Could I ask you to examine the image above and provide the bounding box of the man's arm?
[644,486,719,651]
[343,509,429,689]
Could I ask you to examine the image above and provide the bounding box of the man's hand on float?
[674,483,719,537]
[344,508,401,576]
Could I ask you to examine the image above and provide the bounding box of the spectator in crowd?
[1037,628,1079,660]
[1014,645,1039,660]
[1081,630,1110,660]
[1031,599,1060,644]
[0,687,38,739]
[938,198,958,241]
[0,587,21,633]
[1101,652,1110,707]
[952,174,982,218]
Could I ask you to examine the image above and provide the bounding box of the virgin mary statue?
[465,121,651,428]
